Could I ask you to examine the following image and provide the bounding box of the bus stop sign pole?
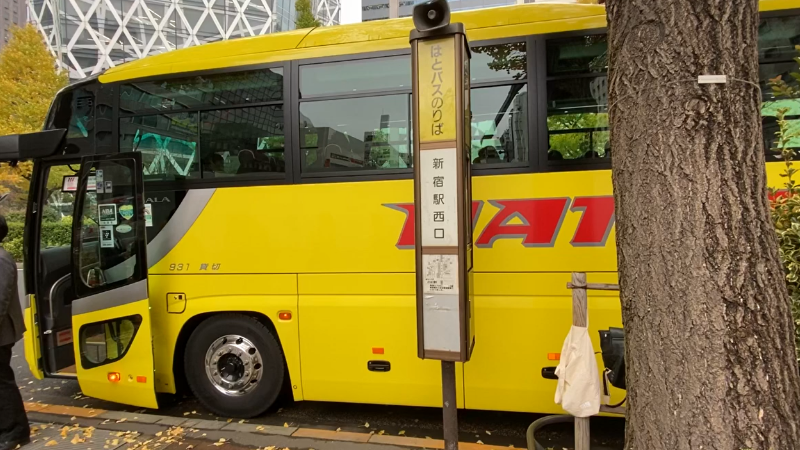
[410,2,474,450]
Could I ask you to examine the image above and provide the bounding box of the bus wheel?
[184,314,285,418]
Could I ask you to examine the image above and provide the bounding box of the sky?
[340,0,362,24]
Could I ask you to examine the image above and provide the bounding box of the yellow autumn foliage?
[0,24,67,211]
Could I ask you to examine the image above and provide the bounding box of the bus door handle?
[45,274,71,333]
[541,367,558,380]
[367,361,391,372]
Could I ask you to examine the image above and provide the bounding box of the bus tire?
[184,313,285,418]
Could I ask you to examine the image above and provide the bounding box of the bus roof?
[98,0,800,84]
[99,1,606,83]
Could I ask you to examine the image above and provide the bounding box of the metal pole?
[441,361,458,450]
[571,272,590,450]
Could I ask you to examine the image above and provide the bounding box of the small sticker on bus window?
[87,176,96,191]
[105,181,112,192]
[100,226,114,248]
[98,204,117,225]
[62,176,78,192]
[119,204,134,221]
[116,224,132,234]
[95,170,104,193]
[144,204,153,227]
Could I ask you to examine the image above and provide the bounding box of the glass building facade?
[29,0,339,79]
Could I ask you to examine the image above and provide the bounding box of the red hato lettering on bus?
[384,196,616,249]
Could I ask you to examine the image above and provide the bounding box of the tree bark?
[606,1,800,449]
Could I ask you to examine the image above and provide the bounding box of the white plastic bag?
[554,325,601,417]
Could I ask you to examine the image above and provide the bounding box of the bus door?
[31,160,82,378]
[69,152,157,409]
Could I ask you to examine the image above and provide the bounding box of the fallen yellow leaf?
[226,419,232,423]
[284,423,289,428]
[183,412,191,416]
[485,431,492,436]
[238,420,245,424]
[477,440,484,445]
[45,440,58,447]
[335,428,341,432]
[256,426,265,431]
[116,418,126,423]
[70,434,84,444]
[364,422,369,428]
[378,431,385,435]
[398,430,405,436]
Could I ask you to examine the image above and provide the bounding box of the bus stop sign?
[411,3,474,363]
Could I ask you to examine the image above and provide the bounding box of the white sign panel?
[423,254,458,295]
[423,294,461,352]
[420,148,458,247]
[422,254,461,353]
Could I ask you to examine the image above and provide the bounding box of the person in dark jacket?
[0,215,29,450]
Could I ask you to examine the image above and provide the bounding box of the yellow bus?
[6,0,799,418]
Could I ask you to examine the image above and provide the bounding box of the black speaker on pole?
[412,0,451,33]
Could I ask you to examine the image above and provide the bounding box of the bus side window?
[75,158,144,296]
[78,315,142,369]
[759,14,800,160]
[544,35,609,164]
[298,56,413,172]
[470,42,528,166]
[119,67,285,180]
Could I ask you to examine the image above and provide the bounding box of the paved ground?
[11,340,625,450]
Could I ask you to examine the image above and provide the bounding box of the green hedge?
[4,219,72,262]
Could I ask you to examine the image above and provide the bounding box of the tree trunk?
[605,1,800,449]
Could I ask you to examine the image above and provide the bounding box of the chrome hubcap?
[204,335,262,396]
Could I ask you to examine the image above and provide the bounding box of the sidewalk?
[21,403,515,450]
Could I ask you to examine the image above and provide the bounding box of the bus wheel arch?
[173,312,290,417]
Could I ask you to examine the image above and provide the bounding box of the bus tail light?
[548,353,561,361]
[137,376,147,383]
[108,372,121,383]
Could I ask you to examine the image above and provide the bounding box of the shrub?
[3,219,71,262]
[766,91,800,363]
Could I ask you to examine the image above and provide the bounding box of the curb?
[24,402,517,450]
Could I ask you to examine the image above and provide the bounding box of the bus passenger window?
[300,96,411,172]
[299,56,413,173]
[759,15,800,161]
[470,42,529,166]
[120,112,199,181]
[545,35,609,162]
[200,106,285,176]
